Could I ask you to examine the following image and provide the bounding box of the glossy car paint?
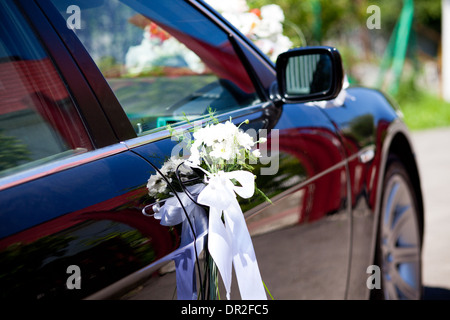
[0,0,423,300]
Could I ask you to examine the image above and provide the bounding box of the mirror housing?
[276,46,344,103]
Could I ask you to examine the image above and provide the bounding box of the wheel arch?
[371,119,424,259]
[385,130,424,242]
[366,119,425,300]
[373,119,425,243]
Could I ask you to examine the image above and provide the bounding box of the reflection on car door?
[125,99,352,300]
[244,102,351,299]
[68,0,352,299]
[0,0,183,300]
[19,0,354,300]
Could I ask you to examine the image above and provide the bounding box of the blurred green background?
[248,0,447,131]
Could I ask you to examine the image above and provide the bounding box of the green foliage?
[248,0,358,46]
[394,78,450,131]
[378,0,441,33]
[247,0,444,131]
[248,0,441,46]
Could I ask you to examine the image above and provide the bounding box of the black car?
[0,0,424,300]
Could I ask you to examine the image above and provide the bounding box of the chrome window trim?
[0,143,128,191]
[0,100,271,192]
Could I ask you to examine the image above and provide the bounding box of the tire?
[372,157,423,300]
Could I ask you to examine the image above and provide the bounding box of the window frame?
[20,0,126,147]
[0,0,130,189]
[34,0,273,142]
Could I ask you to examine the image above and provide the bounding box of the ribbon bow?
[197,170,267,300]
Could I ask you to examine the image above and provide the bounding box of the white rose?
[209,141,231,161]
[236,131,255,150]
[252,149,262,158]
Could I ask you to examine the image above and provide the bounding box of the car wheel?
[373,156,423,300]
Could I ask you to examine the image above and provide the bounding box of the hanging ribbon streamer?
[150,184,207,300]
[148,168,266,300]
[197,170,267,300]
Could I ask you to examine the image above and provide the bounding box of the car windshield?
[50,0,260,134]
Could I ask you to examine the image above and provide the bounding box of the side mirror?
[276,46,344,103]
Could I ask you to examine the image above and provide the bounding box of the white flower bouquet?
[144,113,271,300]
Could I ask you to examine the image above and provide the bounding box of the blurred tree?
[379,0,441,33]
[247,0,442,48]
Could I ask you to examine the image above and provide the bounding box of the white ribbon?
[151,184,207,300]
[197,170,267,300]
[153,184,206,240]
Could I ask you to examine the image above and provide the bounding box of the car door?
[0,0,190,300]
[33,0,353,299]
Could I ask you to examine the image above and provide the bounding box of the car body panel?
[0,147,179,299]
[0,0,423,300]
[125,98,351,299]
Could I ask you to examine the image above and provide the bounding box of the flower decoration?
[146,156,193,199]
[188,119,265,169]
[144,114,270,300]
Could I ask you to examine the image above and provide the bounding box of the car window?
[0,1,93,178]
[50,0,261,136]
